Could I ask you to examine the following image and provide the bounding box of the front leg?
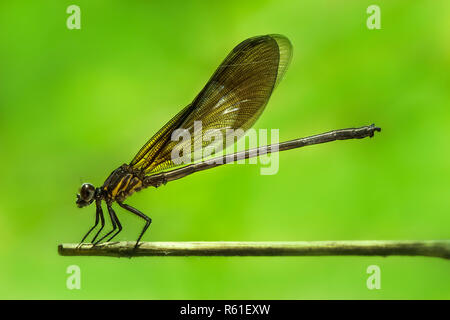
[78,199,103,247]
[90,200,105,244]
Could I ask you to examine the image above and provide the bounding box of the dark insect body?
[76,34,380,251]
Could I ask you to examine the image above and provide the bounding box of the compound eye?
[80,183,95,201]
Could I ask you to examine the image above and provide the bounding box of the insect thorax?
[102,164,144,202]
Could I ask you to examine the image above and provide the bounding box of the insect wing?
[130,34,292,174]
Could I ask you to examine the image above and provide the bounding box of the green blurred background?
[0,0,449,299]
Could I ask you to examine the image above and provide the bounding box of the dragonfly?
[76,34,381,251]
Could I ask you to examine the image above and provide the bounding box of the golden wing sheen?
[129,34,293,174]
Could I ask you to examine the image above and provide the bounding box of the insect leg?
[90,201,105,244]
[105,206,122,243]
[93,203,120,245]
[117,202,152,250]
[77,199,103,247]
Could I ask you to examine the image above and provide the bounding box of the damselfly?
[76,34,381,250]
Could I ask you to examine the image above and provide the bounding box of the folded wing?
[129,34,293,174]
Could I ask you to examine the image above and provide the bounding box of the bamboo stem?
[58,240,450,259]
